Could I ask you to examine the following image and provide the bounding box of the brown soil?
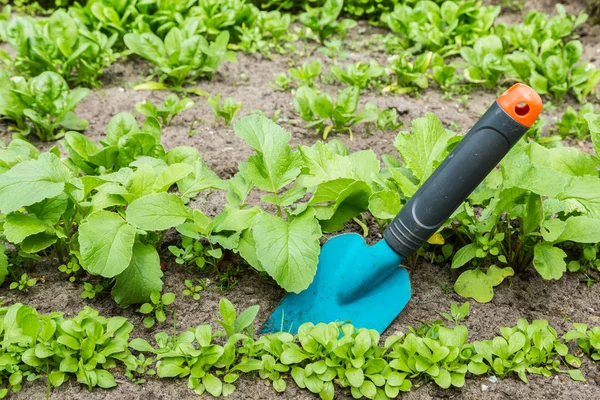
[1,1,600,399]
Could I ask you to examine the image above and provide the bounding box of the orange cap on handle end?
[497,83,543,128]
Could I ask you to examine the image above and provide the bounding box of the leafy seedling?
[81,282,105,300]
[207,94,242,125]
[183,279,207,301]
[135,94,194,126]
[138,291,176,329]
[9,273,37,292]
[299,0,357,44]
[442,302,470,324]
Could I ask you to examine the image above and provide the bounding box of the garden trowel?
[262,84,543,334]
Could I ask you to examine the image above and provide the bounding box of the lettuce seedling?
[294,86,378,139]
[0,10,117,87]
[135,94,194,126]
[556,103,595,139]
[299,0,357,44]
[207,94,242,125]
[384,0,499,56]
[124,29,236,89]
[331,60,385,90]
[0,70,89,141]
[564,324,600,361]
[138,291,176,329]
[288,59,322,88]
[460,35,508,88]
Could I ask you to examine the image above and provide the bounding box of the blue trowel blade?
[261,234,411,334]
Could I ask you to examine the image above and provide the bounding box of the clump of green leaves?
[0,10,117,86]
[0,70,89,141]
[442,302,470,324]
[138,291,176,329]
[293,86,379,138]
[207,94,243,125]
[469,319,583,382]
[81,282,106,300]
[135,94,194,126]
[384,0,500,56]
[182,279,206,301]
[564,324,600,361]
[556,103,596,139]
[9,273,37,292]
[299,0,357,44]
[58,257,81,283]
[124,29,236,89]
[0,303,136,397]
[331,60,385,90]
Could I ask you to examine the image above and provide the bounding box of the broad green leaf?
[79,211,137,277]
[112,243,163,306]
[555,216,600,243]
[177,158,225,200]
[368,191,401,219]
[280,345,309,364]
[452,243,477,269]
[153,163,193,192]
[394,113,454,182]
[252,211,321,293]
[235,115,302,193]
[26,194,69,225]
[559,176,600,219]
[3,213,49,244]
[533,243,566,280]
[454,266,514,303]
[0,153,70,213]
[233,305,259,333]
[203,374,222,397]
[105,112,138,146]
[126,193,190,231]
[310,178,372,232]
[297,142,353,187]
[346,367,364,387]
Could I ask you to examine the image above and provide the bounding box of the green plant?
[384,0,499,56]
[0,303,136,396]
[299,0,357,44]
[442,302,470,324]
[461,35,508,88]
[293,86,379,138]
[124,29,236,89]
[0,10,117,86]
[330,60,385,90]
[318,39,349,60]
[58,257,81,282]
[469,319,583,382]
[125,353,156,384]
[384,52,441,94]
[182,279,206,301]
[81,282,105,299]
[564,324,600,361]
[135,94,194,126]
[207,94,243,125]
[556,103,596,139]
[138,291,176,329]
[271,73,294,91]
[501,0,525,12]
[0,70,89,141]
[288,59,322,88]
[9,273,37,292]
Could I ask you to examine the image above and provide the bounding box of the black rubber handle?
[384,101,533,257]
